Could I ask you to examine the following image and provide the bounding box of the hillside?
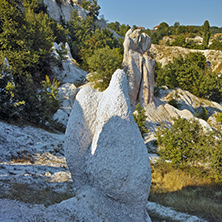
[1,0,222,221]
[151,44,222,73]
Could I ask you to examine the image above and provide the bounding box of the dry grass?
[149,162,222,221]
[0,182,74,207]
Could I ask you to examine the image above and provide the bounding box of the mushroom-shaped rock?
[64,69,151,221]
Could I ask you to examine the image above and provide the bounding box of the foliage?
[39,75,60,121]
[209,39,222,50]
[133,103,149,138]
[54,43,68,70]
[0,63,25,120]
[81,0,100,19]
[170,35,201,49]
[202,20,211,48]
[156,52,222,102]
[87,46,123,90]
[0,0,54,81]
[156,117,222,181]
[215,112,222,123]
[171,35,186,47]
[195,107,208,120]
[108,22,131,37]
[156,117,204,165]
[79,28,122,69]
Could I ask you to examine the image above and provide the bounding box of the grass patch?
[0,182,74,207]
[149,161,222,221]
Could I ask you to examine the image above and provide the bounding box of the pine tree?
[202,20,211,48]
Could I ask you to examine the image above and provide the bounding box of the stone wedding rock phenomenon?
[123,28,155,106]
[64,69,152,221]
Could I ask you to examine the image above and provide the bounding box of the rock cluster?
[64,69,151,221]
[123,28,155,106]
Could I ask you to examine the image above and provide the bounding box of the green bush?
[133,103,149,138]
[0,64,25,120]
[215,112,222,123]
[156,52,222,102]
[195,107,208,121]
[156,117,222,181]
[87,46,123,91]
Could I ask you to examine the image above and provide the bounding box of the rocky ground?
[0,121,207,221]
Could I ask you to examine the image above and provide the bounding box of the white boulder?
[64,69,151,221]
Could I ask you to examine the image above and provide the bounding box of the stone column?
[123,28,155,106]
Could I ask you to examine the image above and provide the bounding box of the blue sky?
[97,0,222,29]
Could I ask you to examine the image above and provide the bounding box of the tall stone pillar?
[123,28,155,106]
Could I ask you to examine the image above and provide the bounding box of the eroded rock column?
[123,28,155,106]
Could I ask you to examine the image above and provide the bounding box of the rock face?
[52,42,87,84]
[123,28,155,106]
[64,69,151,221]
[43,0,88,23]
[53,83,78,126]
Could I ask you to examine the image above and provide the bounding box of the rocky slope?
[150,44,222,73]
[0,120,206,222]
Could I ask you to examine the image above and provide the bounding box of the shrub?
[156,117,222,181]
[215,112,222,123]
[39,75,60,122]
[0,63,25,120]
[87,46,123,91]
[195,107,208,121]
[133,103,149,138]
[156,117,204,165]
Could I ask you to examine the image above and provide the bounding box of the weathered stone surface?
[58,83,78,114]
[43,0,88,23]
[123,28,155,106]
[51,42,87,84]
[53,109,69,126]
[64,69,151,221]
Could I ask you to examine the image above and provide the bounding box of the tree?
[81,0,100,19]
[156,117,206,165]
[155,52,222,101]
[202,20,211,48]
[133,103,149,138]
[87,46,123,90]
[156,117,222,181]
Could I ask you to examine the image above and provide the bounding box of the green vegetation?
[156,52,222,102]
[86,46,122,90]
[215,112,222,123]
[81,0,100,19]
[202,20,211,48]
[108,22,131,37]
[149,161,222,222]
[156,117,222,182]
[0,0,124,127]
[133,103,149,138]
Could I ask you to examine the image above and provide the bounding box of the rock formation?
[123,28,155,106]
[53,83,78,126]
[43,0,88,23]
[51,42,87,84]
[64,69,151,221]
